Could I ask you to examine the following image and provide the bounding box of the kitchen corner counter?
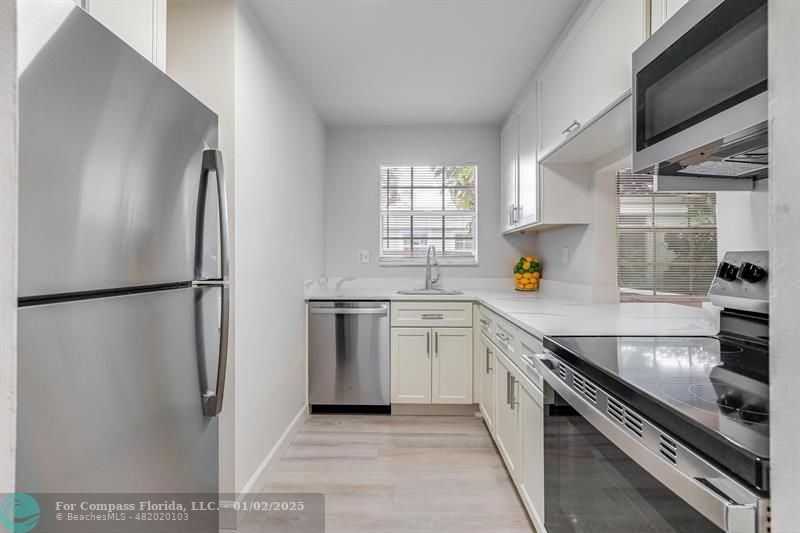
[305,289,719,339]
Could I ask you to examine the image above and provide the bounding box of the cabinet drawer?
[477,306,496,338]
[518,332,545,392]
[493,315,519,360]
[391,302,473,328]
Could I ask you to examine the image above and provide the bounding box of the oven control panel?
[709,251,768,314]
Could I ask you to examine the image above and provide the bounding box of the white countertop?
[306,288,719,338]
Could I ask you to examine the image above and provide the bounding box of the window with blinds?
[616,173,717,301]
[380,165,477,264]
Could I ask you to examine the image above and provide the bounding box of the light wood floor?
[254,414,535,533]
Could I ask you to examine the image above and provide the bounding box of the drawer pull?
[562,119,581,135]
[496,332,510,343]
[421,313,444,320]
[479,318,490,328]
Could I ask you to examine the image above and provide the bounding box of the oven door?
[632,0,768,179]
[545,397,722,532]
[534,353,765,533]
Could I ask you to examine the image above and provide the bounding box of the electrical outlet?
[356,250,370,264]
[561,247,570,264]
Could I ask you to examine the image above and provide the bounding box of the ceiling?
[248,0,582,126]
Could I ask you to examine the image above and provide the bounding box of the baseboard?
[391,403,479,416]
[219,404,308,530]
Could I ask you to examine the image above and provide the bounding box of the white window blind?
[380,165,477,264]
[616,173,717,301]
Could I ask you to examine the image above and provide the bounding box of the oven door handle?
[531,353,760,533]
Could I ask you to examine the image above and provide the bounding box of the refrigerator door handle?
[202,283,229,417]
[198,149,230,417]
[196,149,230,282]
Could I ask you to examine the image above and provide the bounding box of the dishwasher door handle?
[309,306,388,316]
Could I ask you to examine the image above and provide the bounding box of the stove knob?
[737,262,767,283]
[716,262,739,281]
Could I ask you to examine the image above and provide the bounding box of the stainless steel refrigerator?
[15,0,229,505]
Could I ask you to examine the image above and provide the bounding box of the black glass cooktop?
[544,335,769,491]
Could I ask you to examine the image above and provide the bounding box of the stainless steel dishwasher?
[308,301,390,413]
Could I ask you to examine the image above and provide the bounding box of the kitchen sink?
[397,289,464,295]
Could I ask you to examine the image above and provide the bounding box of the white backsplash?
[304,276,618,303]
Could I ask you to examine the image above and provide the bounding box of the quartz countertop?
[306,289,719,338]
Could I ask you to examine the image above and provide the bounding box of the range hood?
[651,122,768,192]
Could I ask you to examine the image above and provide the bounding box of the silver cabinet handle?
[434,331,439,356]
[496,332,510,343]
[309,306,388,316]
[426,331,430,357]
[421,313,444,320]
[506,371,512,406]
[514,205,522,223]
[509,204,516,226]
[479,318,490,328]
[485,347,493,373]
[510,375,519,410]
[197,149,229,418]
[562,119,580,135]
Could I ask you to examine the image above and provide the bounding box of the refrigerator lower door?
[18,2,221,298]
[17,286,222,503]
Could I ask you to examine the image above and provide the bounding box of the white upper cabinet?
[539,0,647,156]
[650,0,689,34]
[82,0,166,70]
[500,115,519,232]
[516,91,539,227]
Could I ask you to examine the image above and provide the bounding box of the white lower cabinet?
[479,307,546,530]
[494,351,522,479]
[478,334,496,434]
[391,328,432,404]
[391,325,473,405]
[519,375,546,532]
[432,328,473,404]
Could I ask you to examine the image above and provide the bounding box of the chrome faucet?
[425,245,440,290]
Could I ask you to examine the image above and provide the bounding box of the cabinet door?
[84,0,167,69]
[500,115,519,232]
[432,328,473,404]
[650,0,688,34]
[519,379,545,532]
[478,336,496,434]
[494,352,521,478]
[517,91,539,227]
[391,328,431,404]
[540,0,646,154]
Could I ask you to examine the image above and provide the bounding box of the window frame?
[378,164,479,266]
[616,172,718,303]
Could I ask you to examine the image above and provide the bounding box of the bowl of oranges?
[514,256,541,291]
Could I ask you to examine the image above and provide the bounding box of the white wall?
[166,0,237,499]
[324,125,536,280]
[533,148,627,302]
[233,0,325,494]
[716,180,769,256]
[0,0,17,494]
[533,149,769,300]
[768,1,800,530]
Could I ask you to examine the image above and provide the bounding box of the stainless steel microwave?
[632,0,768,191]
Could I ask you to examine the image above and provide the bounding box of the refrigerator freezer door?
[18,2,221,298]
[17,286,222,495]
